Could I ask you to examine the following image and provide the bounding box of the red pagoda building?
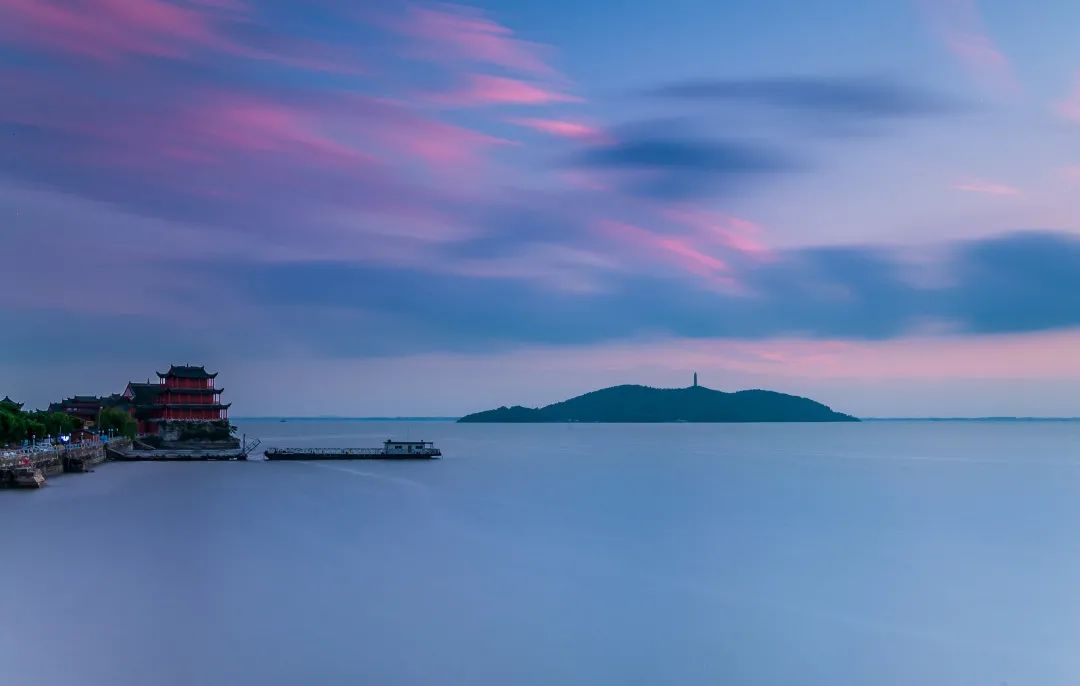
[48,395,106,425]
[123,365,230,434]
[157,365,229,421]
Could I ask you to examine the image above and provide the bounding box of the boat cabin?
[383,440,437,455]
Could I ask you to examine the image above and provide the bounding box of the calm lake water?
[4,419,1080,685]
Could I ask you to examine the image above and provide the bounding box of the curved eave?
[156,370,219,379]
[158,403,231,409]
[160,388,223,395]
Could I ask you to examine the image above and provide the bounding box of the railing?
[0,440,108,468]
[264,447,389,455]
[1,446,60,469]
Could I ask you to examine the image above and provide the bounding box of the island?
[458,381,858,423]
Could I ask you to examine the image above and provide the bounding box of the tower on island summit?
[693,372,698,387]
[122,364,230,434]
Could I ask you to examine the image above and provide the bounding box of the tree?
[28,411,83,437]
[25,418,46,442]
[0,408,27,445]
[98,407,137,439]
[1,404,91,446]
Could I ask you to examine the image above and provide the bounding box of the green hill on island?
[458,383,858,423]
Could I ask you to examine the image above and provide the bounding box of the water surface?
[3,420,1080,685]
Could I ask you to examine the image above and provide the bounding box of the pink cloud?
[38,92,372,172]
[1055,76,1080,122]
[226,39,368,75]
[509,118,609,142]
[197,98,372,167]
[952,179,1022,196]
[0,0,235,60]
[0,0,365,73]
[437,75,582,107]
[915,0,1018,95]
[187,93,506,176]
[186,0,250,10]
[699,333,1080,381]
[395,124,506,168]
[595,219,735,288]
[6,63,506,178]
[446,244,617,292]
[662,207,774,260]
[557,170,614,192]
[490,332,1080,390]
[342,97,510,170]
[393,2,557,77]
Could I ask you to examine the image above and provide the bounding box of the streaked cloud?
[0,0,235,60]
[3,0,1079,416]
[952,179,1022,196]
[577,133,793,199]
[0,0,365,72]
[509,118,608,142]
[195,230,1080,355]
[18,220,1073,363]
[436,74,582,106]
[650,76,956,118]
[661,208,773,260]
[915,0,1018,95]
[1055,76,1080,122]
[594,218,735,289]
[388,2,557,77]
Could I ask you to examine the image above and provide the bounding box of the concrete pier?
[0,439,129,488]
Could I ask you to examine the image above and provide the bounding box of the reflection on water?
[3,419,1080,685]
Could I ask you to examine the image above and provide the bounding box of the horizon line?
[232,415,1080,422]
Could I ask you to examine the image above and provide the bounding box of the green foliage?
[0,408,28,445]
[0,407,65,445]
[98,407,138,439]
[26,418,46,440]
[459,384,860,423]
[27,411,83,437]
[138,435,164,448]
[163,419,234,442]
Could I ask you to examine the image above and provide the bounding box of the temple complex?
[121,383,164,434]
[158,365,230,422]
[49,395,107,424]
[27,364,233,437]
[122,365,230,435]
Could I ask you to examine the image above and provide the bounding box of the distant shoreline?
[861,417,1080,422]
[234,416,1080,423]
[233,417,460,422]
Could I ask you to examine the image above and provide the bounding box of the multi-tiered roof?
[123,365,230,434]
[47,395,112,423]
[156,365,219,380]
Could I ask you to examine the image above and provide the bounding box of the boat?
[13,467,46,488]
[264,440,442,461]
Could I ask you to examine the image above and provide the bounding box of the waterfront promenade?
[0,439,128,487]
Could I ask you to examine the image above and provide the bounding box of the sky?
[2,0,1080,417]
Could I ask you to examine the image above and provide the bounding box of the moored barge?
[264,440,441,461]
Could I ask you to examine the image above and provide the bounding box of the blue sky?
[2,0,1080,416]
